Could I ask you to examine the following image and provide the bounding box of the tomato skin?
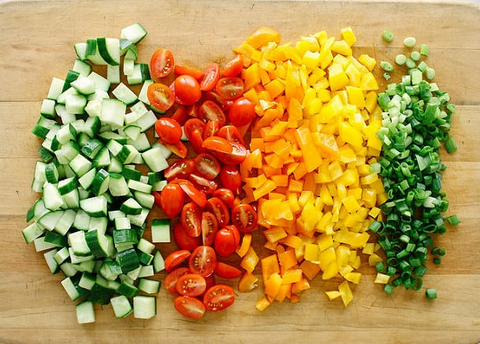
[176,273,207,297]
[180,202,203,238]
[219,165,242,192]
[155,117,183,144]
[214,226,240,258]
[188,174,218,195]
[200,62,220,91]
[201,211,219,246]
[205,197,230,227]
[173,223,201,251]
[165,267,190,293]
[203,136,233,155]
[171,106,188,126]
[194,153,221,180]
[212,188,236,208]
[164,250,191,272]
[189,245,217,277]
[217,125,245,146]
[199,100,227,127]
[204,91,233,111]
[215,262,242,279]
[157,184,184,218]
[215,77,244,100]
[229,97,256,127]
[222,54,243,77]
[147,83,175,113]
[150,48,174,79]
[202,120,220,139]
[174,296,206,319]
[176,179,207,208]
[174,75,202,105]
[174,64,204,80]
[164,158,196,181]
[158,138,188,158]
[231,203,258,233]
[214,141,248,165]
[184,118,206,154]
[203,284,235,312]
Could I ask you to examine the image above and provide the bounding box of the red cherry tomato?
[231,203,258,233]
[202,136,233,155]
[176,273,207,297]
[205,197,230,227]
[180,202,202,238]
[150,48,174,79]
[200,62,220,91]
[222,54,243,77]
[174,75,202,105]
[202,120,220,139]
[174,296,205,319]
[174,64,204,80]
[199,100,227,127]
[203,284,235,312]
[217,125,245,146]
[189,245,217,277]
[214,225,240,257]
[204,91,233,111]
[219,165,242,192]
[202,274,216,297]
[214,141,248,165]
[189,174,219,195]
[175,179,207,208]
[184,118,206,154]
[164,267,190,293]
[194,153,221,180]
[228,97,256,127]
[214,262,242,279]
[164,158,195,181]
[171,106,188,126]
[173,222,201,251]
[164,249,191,272]
[201,211,219,246]
[147,83,175,113]
[157,183,184,218]
[212,188,236,207]
[157,138,188,159]
[215,77,244,100]
[155,117,182,144]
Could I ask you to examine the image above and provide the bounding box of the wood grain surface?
[1,1,479,344]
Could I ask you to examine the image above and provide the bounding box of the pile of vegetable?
[22,22,458,323]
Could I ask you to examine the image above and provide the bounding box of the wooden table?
[1,1,479,343]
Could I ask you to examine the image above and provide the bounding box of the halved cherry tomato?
[205,197,230,227]
[174,64,204,80]
[150,48,174,79]
[222,54,243,77]
[219,165,242,192]
[180,202,202,237]
[229,97,255,127]
[202,136,233,155]
[199,100,227,127]
[202,120,220,139]
[231,203,258,233]
[173,222,201,251]
[200,62,220,91]
[164,249,191,272]
[175,179,207,208]
[158,183,184,218]
[184,118,205,154]
[215,77,244,100]
[203,273,216,297]
[217,125,245,146]
[189,245,217,277]
[174,75,202,105]
[176,273,207,297]
[174,296,205,319]
[212,188,235,207]
[194,153,221,180]
[204,91,233,111]
[203,284,235,311]
[147,83,175,113]
[214,225,240,258]
[215,262,242,279]
[189,174,218,194]
[164,158,195,181]
[171,106,188,126]
[201,211,218,246]
[165,267,190,293]
[158,138,188,158]
[155,117,183,144]
[214,141,248,165]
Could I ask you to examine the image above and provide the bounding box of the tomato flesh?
[222,54,243,77]
[174,296,206,319]
[200,62,220,91]
[205,197,230,227]
[150,48,174,79]
[147,83,175,113]
[189,245,217,277]
[164,159,195,181]
[231,203,258,233]
[180,202,202,237]
[201,211,219,246]
[165,267,190,293]
[215,77,244,100]
[194,153,221,180]
[203,285,235,312]
[199,100,227,127]
[164,250,191,272]
[176,273,207,297]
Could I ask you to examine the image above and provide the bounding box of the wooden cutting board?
[1,1,479,343]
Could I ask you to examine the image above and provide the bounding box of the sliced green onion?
[410,51,421,62]
[404,36,416,48]
[383,72,391,80]
[395,54,407,65]
[425,67,436,80]
[447,214,461,225]
[380,61,394,72]
[420,44,429,56]
[425,288,437,300]
[382,30,394,42]
[444,135,457,153]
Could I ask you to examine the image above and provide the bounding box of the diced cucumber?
[141,147,169,172]
[120,23,148,44]
[97,37,120,66]
[76,300,95,324]
[107,65,121,84]
[151,219,171,243]
[133,296,156,319]
[112,83,138,105]
[138,278,160,294]
[111,295,133,318]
